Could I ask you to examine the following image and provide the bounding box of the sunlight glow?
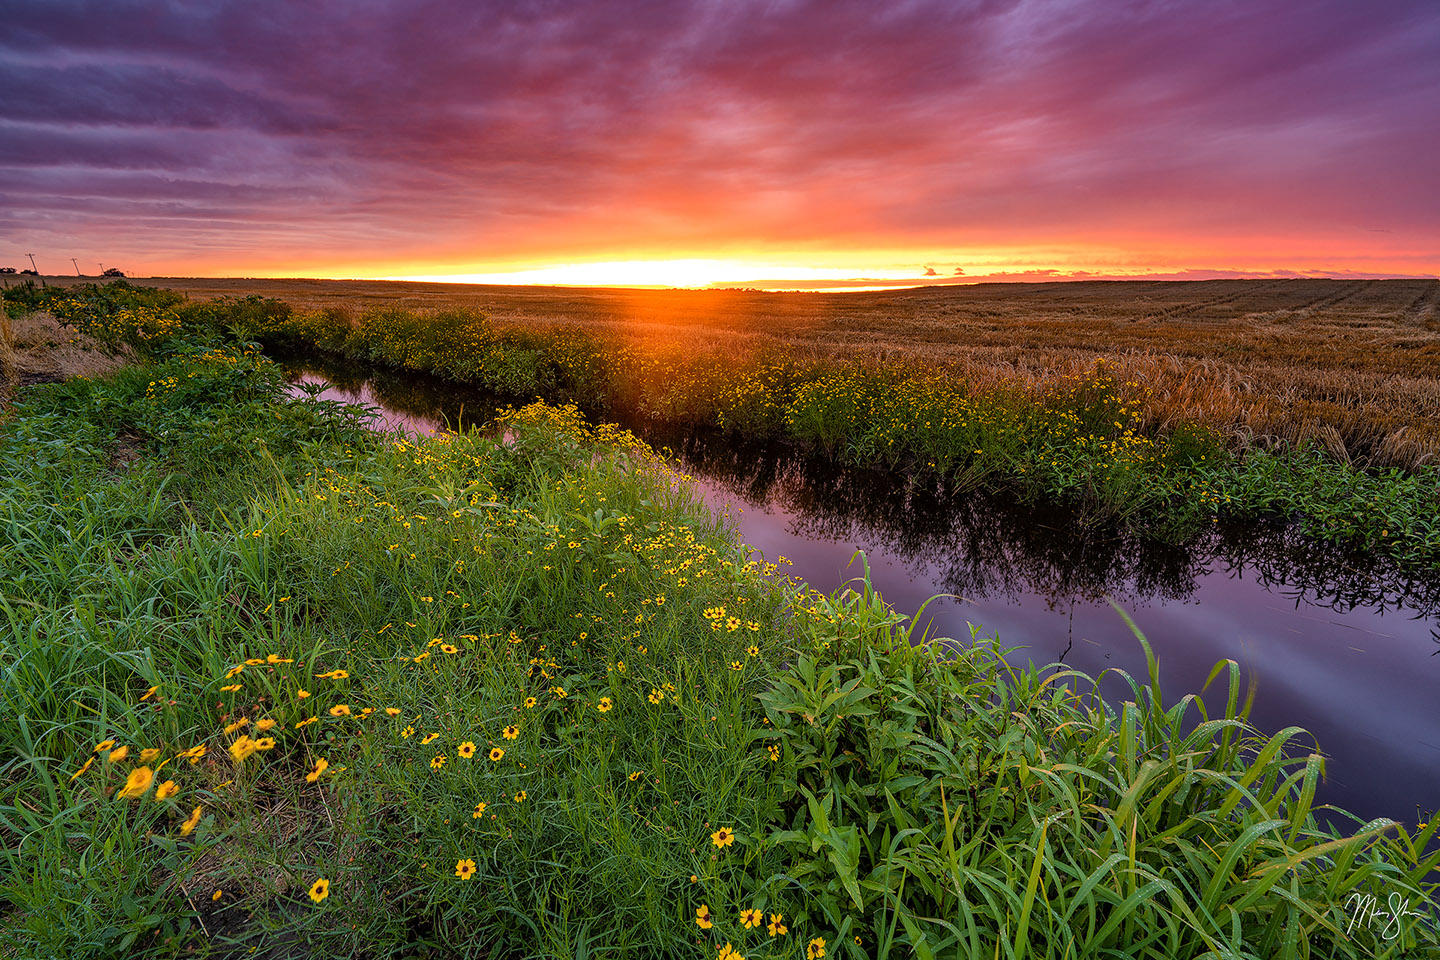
[379,259,924,289]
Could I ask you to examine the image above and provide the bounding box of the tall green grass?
[1,333,1434,957]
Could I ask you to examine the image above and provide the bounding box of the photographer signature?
[1345,890,1428,941]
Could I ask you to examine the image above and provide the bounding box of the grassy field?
[8,277,1440,571]
[38,275,1440,468]
[1,288,1437,958]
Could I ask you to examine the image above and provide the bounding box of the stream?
[282,357,1440,829]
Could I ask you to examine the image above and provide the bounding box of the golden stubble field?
[26,275,1440,464]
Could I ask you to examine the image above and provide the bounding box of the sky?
[2,0,1438,288]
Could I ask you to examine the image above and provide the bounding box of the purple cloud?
[2,0,1437,275]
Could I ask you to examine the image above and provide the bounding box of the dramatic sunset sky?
[2,0,1437,288]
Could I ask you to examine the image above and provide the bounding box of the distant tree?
[102,267,126,277]
[20,269,37,276]
[0,267,15,274]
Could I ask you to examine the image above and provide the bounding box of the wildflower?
[648,689,663,704]
[180,805,203,836]
[255,718,277,732]
[308,878,329,903]
[711,827,735,848]
[328,704,351,717]
[296,689,311,699]
[767,744,780,762]
[421,732,439,745]
[488,747,505,762]
[807,937,826,959]
[117,766,154,800]
[141,686,159,701]
[108,745,129,763]
[523,697,537,709]
[401,725,415,738]
[220,683,243,692]
[228,665,248,677]
[139,748,161,763]
[69,756,94,781]
[254,737,276,751]
[457,742,477,759]
[729,661,743,671]
[213,890,223,902]
[502,725,519,739]
[314,670,349,680]
[596,698,612,713]
[181,744,207,763]
[695,903,714,929]
[551,686,567,699]
[473,802,487,819]
[93,739,116,754]
[155,780,179,801]
[628,771,642,782]
[295,716,318,729]
[306,758,329,782]
[440,644,458,654]
[740,908,762,929]
[223,719,249,734]
[229,736,257,762]
[767,913,787,936]
[454,857,477,880]
[513,790,526,802]
[385,707,401,716]
[266,654,293,664]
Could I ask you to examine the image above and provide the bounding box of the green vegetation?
[1,306,1436,957]
[16,281,1430,567]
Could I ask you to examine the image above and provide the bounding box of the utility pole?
[71,258,81,276]
[25,253,37,273]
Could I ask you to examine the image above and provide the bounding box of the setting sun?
[381,259,924,289]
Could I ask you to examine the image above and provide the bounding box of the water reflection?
[280,355,1440,825]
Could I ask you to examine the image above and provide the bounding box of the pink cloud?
[2,0,1437,275]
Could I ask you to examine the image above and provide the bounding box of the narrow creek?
[281,356,1440,830]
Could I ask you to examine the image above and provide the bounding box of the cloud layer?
[3,0,1437,277]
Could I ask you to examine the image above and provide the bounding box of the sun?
[380,259,916,289]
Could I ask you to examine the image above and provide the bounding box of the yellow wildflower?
[117,766,154,800]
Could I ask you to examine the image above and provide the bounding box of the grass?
[1,323,1436,958]
[26,278,1437,570]
[9,279,1440,568]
